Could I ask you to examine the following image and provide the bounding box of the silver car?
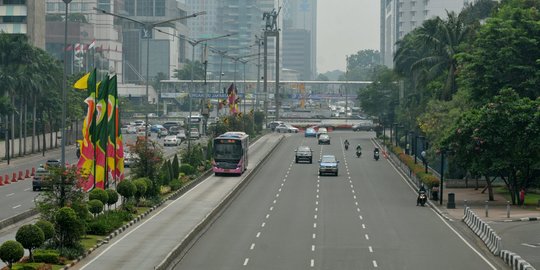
[163,135,179,146]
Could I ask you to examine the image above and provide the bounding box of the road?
[172,131,502,270]
[491,221,540,268]
[0,133,196,222]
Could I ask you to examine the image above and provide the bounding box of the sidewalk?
[435,188,540,222]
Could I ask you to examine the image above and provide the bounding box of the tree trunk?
[42,117,46,156]
[4,116,8,160]
[23,99,27,155]
[11,109,15,158]
[18,97,22,156]
[32,97,36,153]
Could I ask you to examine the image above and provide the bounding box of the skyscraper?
[0,0,45,49]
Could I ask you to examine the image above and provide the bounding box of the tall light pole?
[60,0,72,206]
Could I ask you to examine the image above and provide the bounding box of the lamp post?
[419,136,428,173]
[414,134,419,164]
[439,148,446,205]
[394,123,399,147]
[60,0,72,207]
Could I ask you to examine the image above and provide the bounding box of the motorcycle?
[417,191,427,206]
[374,151,380,161]
[356,150,362,158]
[345,144,349,151]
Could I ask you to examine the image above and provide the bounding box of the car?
[133,120,145,126]
[318,134,330,145]
[150,124,164,133]
[319,155,339,176]
[163,121,181,131]
[168,125,181,135]
[352,123,374,131]
[305,127,317,137]
[267,121,284,131]
[45,159,61,169]
[121,124,129,134]
[295,146,313,163]
[123,152,138,168]
[189,128,200,139]
[316,127,328,138]
[176,129,187,141]
[157,127,169,138]
[163,135,179,146]
[126,125,137,134]
[275,124,299,133]
[32,167,50,191]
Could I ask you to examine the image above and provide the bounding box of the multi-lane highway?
[172,131,502,269]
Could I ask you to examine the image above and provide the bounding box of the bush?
[106,189,119,209]
[169,179,182,191]
[57,243,84,260]
[133,178,148,204]
[55,207,85,248]
[179,164,196,176]
[15,224,44,262]
[88,199,104,217]
[33,249,60,264]
[34,220,54,242]
[0,240,24,268]
[86,210,132,235]
[117,180,136,204]
[71,201,91,221]
[89,189,109,205]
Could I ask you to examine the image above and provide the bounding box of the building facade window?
[410,11,416,17]
[2,16,25,23]
[155,0,165,16]
[3,0,25,5]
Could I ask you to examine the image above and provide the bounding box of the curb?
[155,135,284,270]
[0,209,39,231]
[499,217,540,223]
[500,250,537,270]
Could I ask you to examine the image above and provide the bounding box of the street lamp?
[60,0,72,207]
[439,148,446,205]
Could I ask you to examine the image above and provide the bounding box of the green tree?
[89,189,109,206]
[117,180,136,205]
[131,139,163,182]
[172,154,180,180]
[457,0,540,104]
[54,207,84,249]
[88,199,104,217]
[357,67,399,121]
[0,240,24,269]
[15,224,44,262]
[106,189,119,210]
[345,49,381,81]
[133,178,148,206]
[34,220,55,243]
[173,60,204,80]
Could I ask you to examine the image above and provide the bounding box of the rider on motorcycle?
[344,140,350,150]
[356,144,362,152]
[416,184,427,206]
[373,147,380,160]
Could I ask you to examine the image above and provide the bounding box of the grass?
[80,235,104,250]
[495,187,540,206]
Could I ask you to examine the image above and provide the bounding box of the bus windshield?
[214,141,243,161]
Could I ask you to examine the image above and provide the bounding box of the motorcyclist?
[344,140,350,150]
[417,184,427,206]
[373,147,380,160]
[356,144,362,152]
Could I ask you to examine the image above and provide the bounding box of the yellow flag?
[73,72,91,90]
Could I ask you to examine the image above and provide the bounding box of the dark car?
[267,121,284,131]
[163,122,181,131]
[352,123,374,131]
[45,159,61,169]
[319,155,339,176]
[318,134,330,145]
[168,125,181,135]
[32,167,50,191]
[295,146,313,163]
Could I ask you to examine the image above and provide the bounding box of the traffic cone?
[18,171,23,180]
[11,173,17,182]
[25,169,30,179]
[4,174,9,184]
[31,167,35,176]
[0,176,3,186]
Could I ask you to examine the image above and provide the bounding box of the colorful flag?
[94,76,110,190]
[89,40,96,50]
[73,72,91,90]
[106,75,124,185]
[76,69,97,191]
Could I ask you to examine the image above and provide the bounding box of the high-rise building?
[0,0,45,49]
[380,0,469,68]
[282,0,316,80]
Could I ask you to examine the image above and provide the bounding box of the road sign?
[190,92,245,98]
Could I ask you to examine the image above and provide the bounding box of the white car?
[126,125,137,134]
[275,124,299,133]
[189,128,200,139]
[176,129,187,141]
[316,127,328,138]
[163,135,179,146]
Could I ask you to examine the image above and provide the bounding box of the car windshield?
[321,156,336,163]
[214,143,243,160]
[307,128,315,132]
[319,128,327,133]
[297,147,311,152]
[320,134,329,139]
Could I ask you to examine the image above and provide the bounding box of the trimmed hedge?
[86,210,133,236]
[385,140,440,188]
[33,249,60,264]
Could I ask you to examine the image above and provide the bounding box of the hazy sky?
[316,0,380,74]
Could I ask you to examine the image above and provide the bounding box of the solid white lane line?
[250,243,255,250]
[256,232,261,238]
[266,214,270,219]
[24,188,31,191]
[362,224,366,229]
[365,234,369,240]
[359,215,363,220]
[243,258,249,266]
[12,205,21,209]
[373,260,378,268]
[261,222,265,227]
[310,259,314,267]
[269,206,274,211]
[369,246,373,253]
[6,193,14,197]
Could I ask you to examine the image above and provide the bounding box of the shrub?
[55,207,85,248]
[133,178,148,205]
[141,177,158,198]
[169,179,182,191]
[117,180,136,204]
[179,164,196,176]
[88,199,104,217]
[57,243,84,260]
[89,189,109,205]
[86,210,133,235]
[106,189,119,209]
[33,249,60,264]
[34,220,54,242]
[0,240,24,269]
[15,224,44,262]
[71,201,91,221]
[172,154,180,179]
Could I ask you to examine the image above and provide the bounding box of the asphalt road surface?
[491,221,540,268]
[172,131,502,270]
